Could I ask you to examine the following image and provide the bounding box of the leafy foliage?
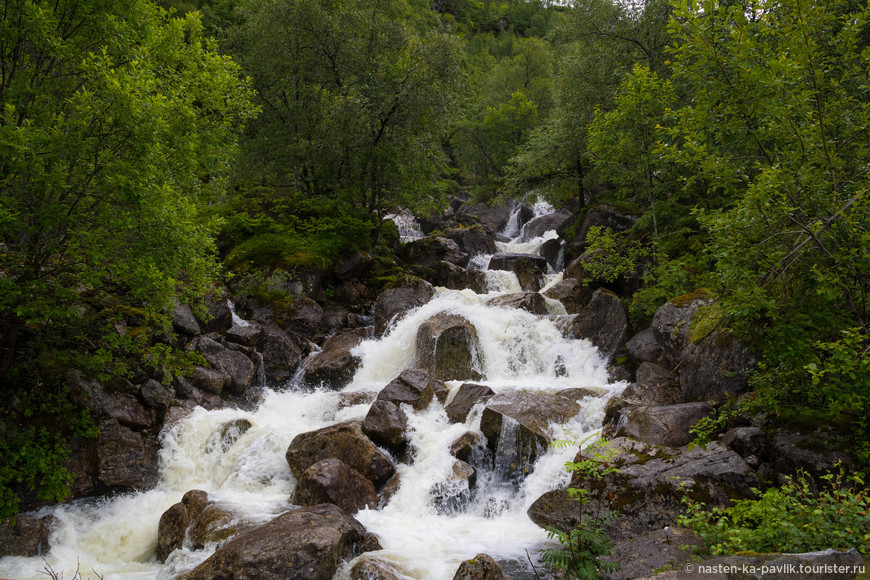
[678,466,870,555]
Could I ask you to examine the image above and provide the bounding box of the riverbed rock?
[651,289,714,367]
[190,365,229,395]
[182,504,370,580]
[157,503,190,562]
[458,201,514,234]
[0,514,52,557]
[434,261,487,293]
[286,421,395,485]
[486,292,548,315]
[301,331,364,389]
[362,400,408,448]
[402,236,470,269]
[521,210,572,242]
[350,558,409,580]
[539,238,562,271]
[487,253,547,292]
[197,337,256,395]
[281,295,323,339]
[621,402,712,447]
[542,278,593,314]
[292,458,378,514]
[97,419,159,490]
[188,503,255,550]
[416,313,484,382]
[257,325,304,384]
[449,432,482,463]
[452,554,510,580]
[442,225,498,257]
[445,383,495,424]
[567,289,629,363]
[195,294,233,335]
[374,277,435,336]
[377,369,436,411]
[67,370,153,429]
[679,331,754,403]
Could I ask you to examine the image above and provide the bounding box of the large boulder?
[188,503,255,550]
[0,514,52,557]
[189,366,229,395]
[401,236,470,269]
[486,292,549,315]
[182,504,371,580]
[621,362,682,406]
[651,289,714,367]
[335,252,373,281]
[291,458,378,514]
[157,489,209,562]
[445,383,495,424]
[567,289,629,363]
[542,278,593,314]
[480,389,602,479]
[416,314,484,382]
[679,331,754,403]
[487,253,547,292]
[350,558,409,580]
[452,554,510,580]
[624,327,663,366]
[286,421,395,485]
[226,324,262,347]
[621,402,712,447]
[67,370,153,429]
[457,201,514,234]
[301,331,364,389]
[96,419,159,490]
[140,379,174,412]
[172,303,202,336]
[281,296,323,339]
[374,278,435,336]
[197,337,256,395]
[377,369,437,411]
[771,430,856,482]
[571,203,640,246]
[433,261,487,294]
[521,210,572,241]
[361,400,408,449]
[257,325,304,384]
[194,294,233,335]
[442,225,498,257]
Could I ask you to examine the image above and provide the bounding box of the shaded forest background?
[1,0,868,517]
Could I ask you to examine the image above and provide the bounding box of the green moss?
[669,288,713,308]
[688,303,723,343]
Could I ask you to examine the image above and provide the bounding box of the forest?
[1,0,869,571]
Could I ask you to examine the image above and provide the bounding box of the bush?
[678,466,870,556]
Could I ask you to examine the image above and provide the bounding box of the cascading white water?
[0,211,624,580]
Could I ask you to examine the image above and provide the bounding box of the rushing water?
[0,207,624,580]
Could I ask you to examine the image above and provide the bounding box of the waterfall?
[0,205,625,580]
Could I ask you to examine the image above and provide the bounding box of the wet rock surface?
[416,313,484,382]
[301,331,364,389]
[487,253,547,292]
[291,458,378,514]
[374,278,435,336]
[182,504,371,580]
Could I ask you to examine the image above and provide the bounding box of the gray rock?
[625,327,663,365]
[646,549,865,580]
[402,236,470,269]
[771,430,856,482]
[573,203,640,244]
[486,292,549,315]
[97,419,158,489]
[622,402,712,447]
[226,324,262,347]
[521,210,572,242]
[212,349,256,395]
[182,504,370,580]
[568,289,629,363]
[172,303,202,336]
[188,502,255,550]
[377,369,437,411]
[449,431,482,463]
[67,370,153,429]
[141,379,174,411]
[452,554,509,580]
[156,490,210,561]
[433,261,488,293]
[539,238,562,271]
[416,313,484,382]
[292,458,378,514]
[601,527,702,580]
[622,362,682,405]
[0,514,52,557]
[194,294,233,335]
[350,558,409,580]
[286,421,395,485]
[189,366,229,395]
[679,332,754,403]
[301,331,364,389]
[442,225,498,256]
[487,253,547,292]
[542,278,593,314]
[362,400,408,448]
[458,201,514,233]
[374,278,435,336]
[651,290,714,367]
[282,296,323,339]
[721,427,766,458]
[257,325,304,383]
[335,252,373,281]
[444,383,495,424]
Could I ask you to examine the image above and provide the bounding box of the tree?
[230,0,464,223]
[0,0,256,380]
